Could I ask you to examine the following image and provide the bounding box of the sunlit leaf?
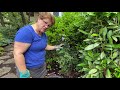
[85,43,100,50]
[112,36,118,42]
[83,39,91,42]
[107,59,111,64]
[88,69,97,74]
[100,51,106,59]
[91,33,99,37]
[112,51,118,59]
[86,74,91,78]
[96,65,102,70]
[93,61,100,64]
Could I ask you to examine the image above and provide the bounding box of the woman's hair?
[36,12,55,26]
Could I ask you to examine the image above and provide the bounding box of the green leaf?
[78,29,88,35]
[82,68,89,72]
[87,50,93,58]
[112,36,118,42]
[91,33,99,37]
[112,51,118,59]
[98,38,103,41]
[88,69,97,74]
[107,30,113,44]
[104,44,113,48]
[85,43,100,50]
[101,59,107,65]
[114,59,120,64]
[112,44,120,48]
[100,51,106,59]
[107,59,111,64]
[85,56,93,61]
[107,30,112,37]
[86,74,91,78]
[77,63,86,67]
[102,27,107,40]
[88,61,93,68]
[83,39,91,42]
[92,72,99,77]
[99,28,103,35]
[113,30,120,33]
[107,21,114,25]
[93,61,100,64]
[87,12,95,16]
[113,35,120,38]
[99,27,107,40]
[96,65,102,70]
[104,47,113,51]
[107,25,118,29]
[105,69,112,78]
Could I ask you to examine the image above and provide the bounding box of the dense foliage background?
[0,12,29,55]
[1,12,120,78]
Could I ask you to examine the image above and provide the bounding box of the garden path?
[0,43,62,78]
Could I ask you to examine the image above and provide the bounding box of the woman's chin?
[41,29,46,33]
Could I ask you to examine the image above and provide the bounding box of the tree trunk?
[0,12,5,27]
[28,12,31,23]
[19,12,26,25]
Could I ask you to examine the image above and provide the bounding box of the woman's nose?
[45,25,49,28]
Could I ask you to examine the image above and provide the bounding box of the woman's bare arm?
[45,44,64,50]
[45,44,56,50]
[13,42,31,72]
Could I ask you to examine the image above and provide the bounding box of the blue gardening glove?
[19,69,30,78]
[55,43,64,50]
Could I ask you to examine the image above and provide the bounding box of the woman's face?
[37,18,52,34]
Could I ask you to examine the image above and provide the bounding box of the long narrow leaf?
[85,43,100,50]
[103,27,107,40]
[107,30,113,44]
[78,29,89,35]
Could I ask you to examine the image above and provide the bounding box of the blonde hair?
[36,12,55,26]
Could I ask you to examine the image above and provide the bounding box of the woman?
[13,12,63,78]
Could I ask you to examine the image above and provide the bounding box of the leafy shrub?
[46,12,86,77]
[77,12,120,78]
